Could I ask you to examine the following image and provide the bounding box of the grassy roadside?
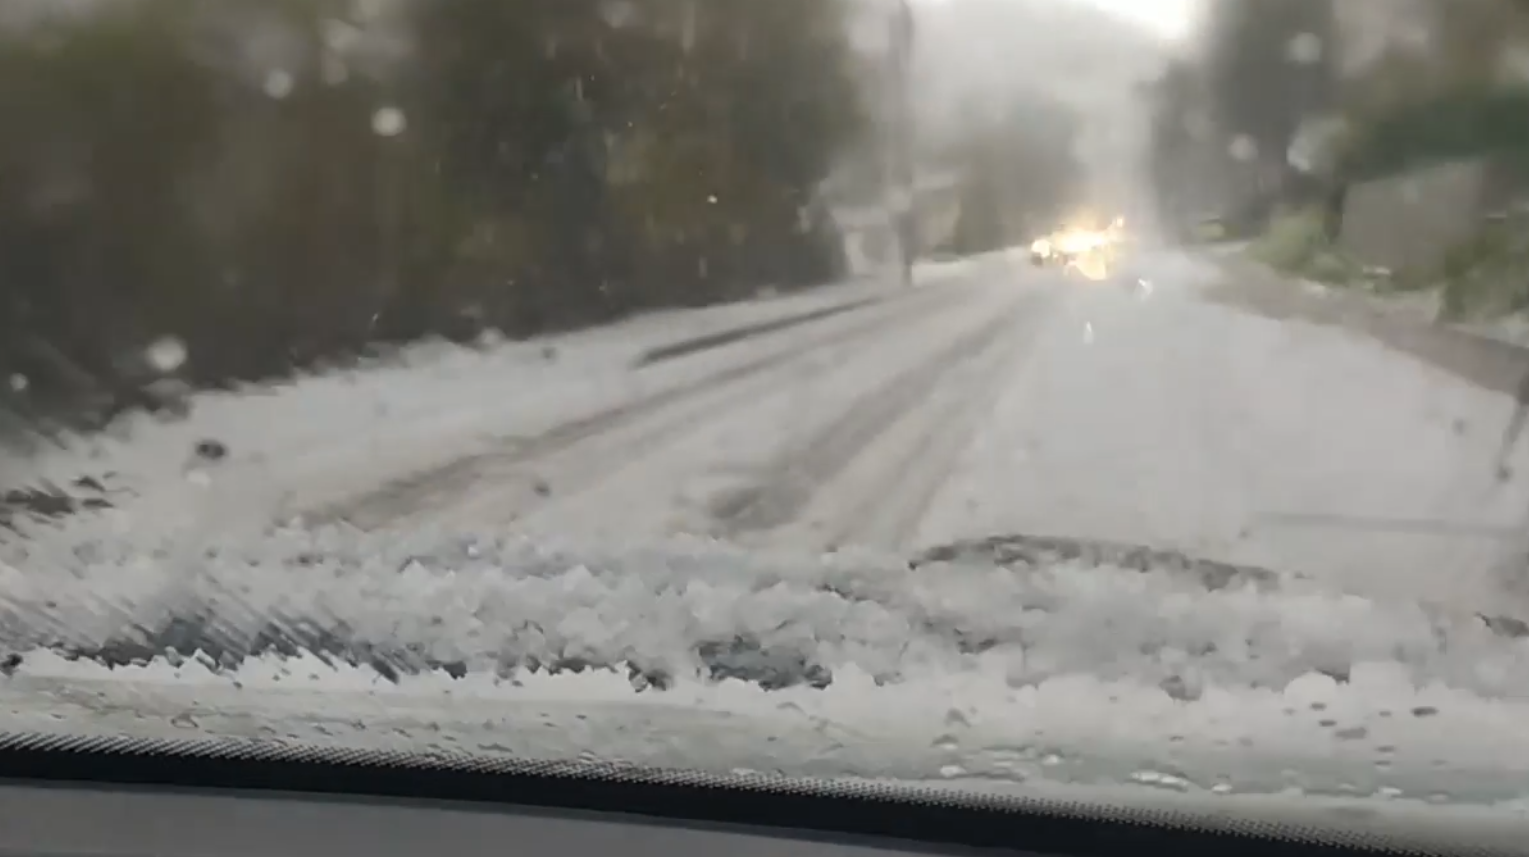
[1245,206,1529,345]
[1247,207,1369,290]
[1434,212,1529,323]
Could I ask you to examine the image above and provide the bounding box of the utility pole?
[887,0,917,286]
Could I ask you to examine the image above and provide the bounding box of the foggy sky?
[909,0,1175,221]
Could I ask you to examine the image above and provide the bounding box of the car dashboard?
[0,734,1519,857]
[0,783,1064,857]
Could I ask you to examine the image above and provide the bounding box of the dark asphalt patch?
[1,475,127,532]
[914,533,1293,592]
[633,296,883,368]
[15,614,839,694]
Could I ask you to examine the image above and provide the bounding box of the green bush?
[1341,87,1529,183]
[1249,206,1361,284]
[1437,215,1529,320]
[1249,207,1325,270]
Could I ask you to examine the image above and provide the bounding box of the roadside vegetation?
[0,0,872,437]
[1435,210,1529,321]
[1247,206,1362,285]
[1147,0,1529,325]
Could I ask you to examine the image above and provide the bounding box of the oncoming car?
[1028,217,1126,280]
[1027,236,1064,267]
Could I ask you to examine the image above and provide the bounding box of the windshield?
[7,0,1529,819]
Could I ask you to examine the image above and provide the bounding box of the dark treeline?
[0,0,874,431]
[1145,0,1337,237]
[946,92,1082,254]
[1146,0,1529,240]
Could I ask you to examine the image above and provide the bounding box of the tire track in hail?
[308,283,970,529]
[391,287,994,531]
[706,297,1030,539]
[818,293,1054,551]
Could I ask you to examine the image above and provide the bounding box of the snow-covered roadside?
[1226,250,1529,351]
[0,277,916,541]
[1124,245,1228,290]
[1328,284,1529,352]
[4,529,1529,803]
